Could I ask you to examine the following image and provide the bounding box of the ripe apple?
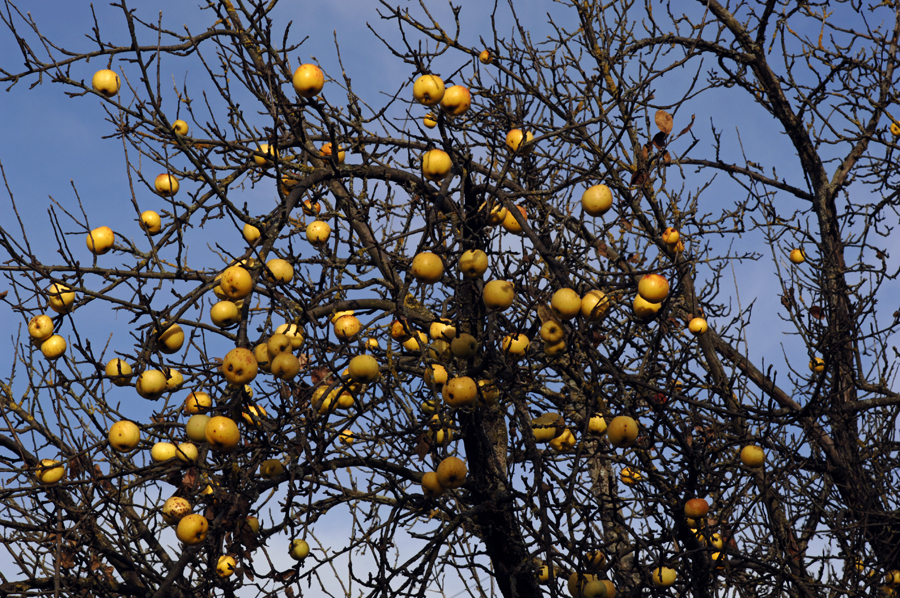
[422,149,453,182]
[450,333,478,359]
[620,466,641,485]
[638,274,670,303]
[36,459,65,485]
[320,142,345,163]
[103,359,132,386]
[582,579,607,598]
[253,143,277,167]
[633,295,662,320]
[334,314,362,341]
[651,567,677,587]
[150,442,177,462]
[186,414,211,443]
[140,210,162,235]
[567,572,598,598]
[429,319,456,341]
[307,221,332,246]
[175,442,199,464]
[440,85,471,116]
[685,498,710,519]
[165,368,184,391]
[217,555,236,578]
[205,416,240,452]
[222,348,258,385]
[389,319,412,342]
[501,333,530,357]
[172,119,189,135]
[40,335,66,360]
[501,205,527,234]
[183,391,212,415]
[581,185,613,216]
[109,420,140,452]
[366,337,379,350]
[421,471,446,498]
[428,414,455,446]
[348,355,380,383]
[265,258,294,284]
[444,376,478,408]
[740,445,765,468]
[158,323,184,354]
[339,429,355,445]
[302,199,322,216]
[241,404,267,426]
[259,458,285,478]
[607,416,638,448]
[220,265,253,300]
[588,415,607,435]
[290,539,310,560]
[161,496,192,524]
[91,69,120,96]
[293,63,325,97]
[810,357,825,373]
[270,352,301,380]
[242,223,260,243]
[245,516,260,533]
[411,251,445,283]
[274,322,305,348]
[662,227,680,245]
[85,226,115,255]
[551,288,582,320]
[506,129,534,154]
[483,279,515,310]
[477,379,499,405]
[536,564,553,585]
[210,301,241,328]
[28,314,54,341]
[544,339,567,357]
[401,330,428,351]
[424,363,449,386]
[458,249,488,278]
[413,74,445,106]
[688,317,708,335]
[436,456,467,489]
[892,122,900,137]
[176,514,209,545]
[47,283,75,314]
[550,428,576,452]
[581,290,611,321]
[154,174,180,197]
[531,413,564,443]
[487,204,508,225]
[423,113,438,128]
[540,320,565,344]
[789,248,806,264]
[136,369,167,400]
[479,49,493,64]
[267,333,292,358]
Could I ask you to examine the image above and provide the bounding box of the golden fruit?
[183,391,212,415]
[651,567,677,587]
[451,333,478,359]
[740,445,765,468]
[421,149,453,182]
[175,442,199,464]
[421,471,446,497]
[40,335,67,360]
[458,249,488,278]
[581,185,613,216]
[172,119,189,135]
[274,323,305,349]
[334,315,362,341]
[217,555,237,578]
[136,369,167,400]
[789,248,806,264]
[638,274,669,303]
[176,513,208,545]
[210,301,241,328]
[348,354,380,383]
[289,539,310,560]
[588,416,607,435]
[810,357,825,373]
[540,320,566,344]
[501,205,527,234]
[154,174,180,197]
[501,333,530,357]
[47,283,75,314]
[108,420,140,452]
[444,376,478,408]
[36,459,65,485]
[265,258,293,284]
[220,265,253,300]
[479,49,493,64]
[243,223,261,243]
[606,416,639,448]
[551,288,582,320]
[85,226,115,255]
[259,458,285,478]
[158,323,185,354]
[270,352,301,380]
[320,142,345,164]
[483,280,515,310]
[411,251,445,283]
[28,314,54,341]
[161,496,191,524]
[688,317,708,335]
[293,63,325,97]
[140,210,162,235]
[307,221,332,246]
[150,442,178,462]
[505,129,534,154]
[413,74,445,106]
[222,347,258,385]
[253,143,277,168]
[440,85,471,116]
[91,69,120,96]
[633,295,662,320]
[205,416,240,452]
[436,456,467,489]
[620,466,641,485]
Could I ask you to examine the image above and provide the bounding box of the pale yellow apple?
[36,459,65,485]
[265,258,293,284]
[740,445,765,468]
[302,199,322,216]
[389,319,412,342]
[544,339,567,357]
[217,555,237,578]
[164,368,184,390]
[205,416,240,452]
[47,283,75,314]
[638,274,670,303]
[436,455,467,488]
[86,226,115,255]
[274,323,305,348]
[339,429,354,445]
[580,290,610,322]
[423,113,438,128]
[175,442,199,464]
[293,63,325,97]
[172,119,189,135]
[789,248,805,264]
[662,227,680,244]
[422,149,453,182]
[540,320,565,344]
[150,442,178,462]
[444,376,477,408]
[91,69,120,96]
[289,539,310,560]
[136,369,167,400]
[154,174,180,197]
[220,265,253,300]
[259,458,285,478]
[176,513,208,545]
[549,428,576,452]
[136,210,162,235]
[161,496,191,524]
[501,205,527,234]
[241,404,267,426]
[334,315,361,341]
[102,359,132,387]
[488,204,508,225]
[348,355,380,383]
[567,572,597,598]
[158,323,184,354]
[421,471,446,497]
[40,335,66,360]
[401,330,428,351]
[109,420,140,452]
[413,74,445,106]
[307,220,332,246]
[620,466,641,485]
[651,567,677,588]
[582,185,613,216]
[267,333,292,358]
[440,85,471,116]
[501,333,530,357]
[242,223,260,243]
[633,295,662,320]
[429,319,456,341]
[270,352,301,380]
[210,301,241,328]
[688,317,708,335]
[551,288,582,320]
[810,357,825,372]
[505,129,534,154]
[458,249,488,278]
[320,142,345,163]
[483,279,515,310]
[607,415,638,448]
[183,391,212,415]
[245,516,260,533]
[28,314,54,341]
[411,251,445,283]
[424,363,449,386]
[253,143,277,167]
[588,415,607,435]
[185,414,211,443]
[222,347,258,385]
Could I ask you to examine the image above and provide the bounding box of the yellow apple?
[685,498,709,519]
[479,49,492,64]
[421,471,446,498]
[274,323,305,348]
[429,319,456,341]
[544,339,567,357]
[505,129,534,154]
[140,210,162,235]
[810,357,825,372]
[488,204,508,225]
[158,323,185,354]
[104,359,132,386]
[531,413,563,443]
[28,314,54,341]
[259,458,285,478]
[633,295,662,320]
[307,220,332,246]
[401,330,428,351]
[411,251,445,283]
[423,113,438,128]
[175,442,199,464]
[581,185,613,216]
[217,555,237,578]
[586,551,606,569]
[458,249,488,278]
[265,258,294,284]
[86,226,115,255]
[422,149,453,182]
[109,420,140,452]
[241,404,267,426]
[620,466,641,485]
[588,415,607,435]
[483,279,515,310]
[210,300,241,328]
[892,122,900,136]
[477,379,499,405]
[389,319,412,342]
[551,288,582,320]
[550,428,576,452]
[540,320,565,344]
[339,429,355,445]
[651,567,677,587]
[440,85,471,116]
[740,445,765,468]
[220,265,253,300]
[176,513,208,545]
[161,496,192,524]
[444,376,477,408]
[607,416,638,448]
[424,363,449,386]
[47,283,75,314]
[242,223,260,243]
[662,227,680,244]
[270,352,301,380]
[154,174,180,197]
[205,416,240,452]
[451,333,478,359]
[302,199,322,216]
[501,205,527,234]
[688,317,708,335]
[567,572,597,598]
[91,69,120,96]
[253,143,277,167]
[222,347,258,385]
[172,119,189,135]
[413,74,445,106]
[36,459,65,485]
[638,274,669,303]
[267,333,292,358]
[789,248,806,264]
[320,142,345,163]
[245,516,260,533]
[136,369,167,400]
[348,355,380,383]
[185,414,211,443]
[427,414,454,446]
[40,335,66,360]
[289,539,310,560]
[436,455,467,489]
[334,315,361,341]
[183,391,212,415]
[366,337,379,350]
[501,333,530,357]
[150,442,178,462]
[293,63,325,97]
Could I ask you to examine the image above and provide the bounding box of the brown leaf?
[780,294,794,311]
[591,331,606,347]
[286,586,296,598]
[655,110,674,135]
[297,354,310,369]
[275,570,296,582]
[629,253,641,264]
[0,291,7,300]
[537,305,555,324]
[662,151,672,164]
[676,114,696,138]
[809,306,825,320]
[58,546,76,569]
[652,132,668,149]
[618,218,633,232]
[413,433,430,461]
[181,468,198,489]
[595,241,608,258]
[310,366,331,385]
[631,169,648,187]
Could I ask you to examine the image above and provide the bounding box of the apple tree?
[1,1,900,597]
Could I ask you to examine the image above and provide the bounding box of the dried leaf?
[275,570,296,582]
[629,253,641,264]
[618,218,633,232]
[652,132,668,149]
[591,331,606,347]
[297,354,310,369]
[310,366,331,385]
[413,433,429,461]
[676,114,696,138]
[662,151,672,164]
[595,241,608,258]
[286,586,296,598]
[655,110,674,135]
[58,546,76,569]
[809,306,824,320]
[537,305,555,324]
[631,169,647,187]
[181,468,198,488]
